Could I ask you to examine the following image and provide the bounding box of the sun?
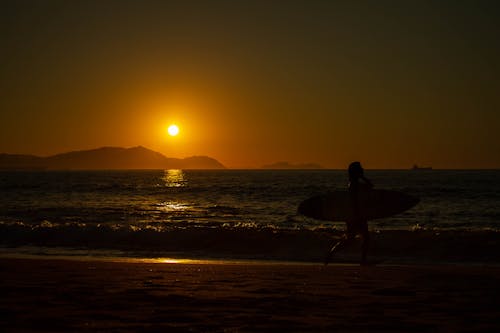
[168,124,179,136]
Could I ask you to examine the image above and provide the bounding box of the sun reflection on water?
[162,169,186,187]
[156,201,189,212]
[160,258,184,264]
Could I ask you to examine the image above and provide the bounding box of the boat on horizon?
[412,164,432,170]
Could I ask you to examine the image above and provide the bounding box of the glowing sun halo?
[168,124,179,136]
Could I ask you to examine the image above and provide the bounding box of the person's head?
[348,161,364,180]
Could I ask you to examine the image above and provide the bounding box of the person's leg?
[360,221,370,264]
[325,232,355,265]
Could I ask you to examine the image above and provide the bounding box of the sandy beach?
[1,258,500,332]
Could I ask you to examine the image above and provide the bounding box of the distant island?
[261,161,323,170]
[0,146,225,170]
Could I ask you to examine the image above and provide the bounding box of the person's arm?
[349,180,360,219]
[360,176,373,189]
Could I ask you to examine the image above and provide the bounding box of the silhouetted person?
[325,161,373,265]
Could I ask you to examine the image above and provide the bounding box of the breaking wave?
[1,221,499,264]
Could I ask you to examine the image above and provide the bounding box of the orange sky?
[1,1,499,168]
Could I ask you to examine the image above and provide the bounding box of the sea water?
[1,170,499,263]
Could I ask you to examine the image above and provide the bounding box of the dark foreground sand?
[1,258,500,332]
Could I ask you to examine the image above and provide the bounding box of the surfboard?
[298,189,419,221]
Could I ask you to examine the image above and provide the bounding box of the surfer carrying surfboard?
[325,162,373,265]
[298,162,419,264]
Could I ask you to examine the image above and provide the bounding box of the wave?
[1,221,499,264]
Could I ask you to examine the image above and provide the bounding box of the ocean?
[1,170,499,264]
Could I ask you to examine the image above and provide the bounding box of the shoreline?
[2,251,500,268]
[0,252,322,266]
[2,257,500,332]
[2,227,500,265]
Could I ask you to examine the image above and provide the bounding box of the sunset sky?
[1,0,499,169]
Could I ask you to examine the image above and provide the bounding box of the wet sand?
[1,258,500,332]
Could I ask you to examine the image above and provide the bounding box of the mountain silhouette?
[0,146,225,170]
